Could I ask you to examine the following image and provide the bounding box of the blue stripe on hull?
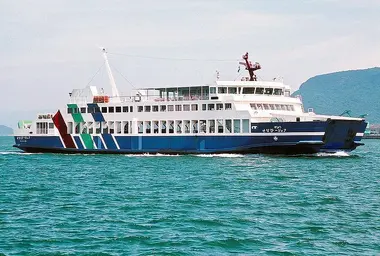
[102,134,118,150]
[73,136,84,149]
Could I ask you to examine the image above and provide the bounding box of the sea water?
[0,136,379,255]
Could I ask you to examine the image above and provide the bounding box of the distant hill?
[0,125,13,136]
[293,67,380,123]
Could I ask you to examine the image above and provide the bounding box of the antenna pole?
[102,48,120,97]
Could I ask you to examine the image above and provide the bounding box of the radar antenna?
[239,52,261,81]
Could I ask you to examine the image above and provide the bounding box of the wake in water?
[315,151,351,157]
[195,154,244,158]
[125,153,180,157]
[0,151,38,155]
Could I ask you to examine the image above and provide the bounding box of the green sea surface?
[0,136,379,255]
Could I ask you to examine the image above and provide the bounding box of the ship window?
[153,105,159,112]
[191,104,198,111]
[74,122,80,134]
[233,119,240,133]
[243,87,255,94]
[216,104,223,110]
[263,104,270,110]
[250,103,257,110]
[176,120,182,134]
[269,104,275,110]
[183,104,190,111]
[202,104,207,111]
[49,123,54,129]
[168,105,174,112]
[160,105,166,112]
[81,122,87,134]
[225,119,232,133]
[217,119,223,133]
[74,108,79,114]
[109,121,115,134]
[200,120,207,133]
[208,104,215,110]
[116,106,122,113]
[138,121,143,134]
[123,121,129,134]
[153,121,159,133]
[275,104,281,110]
[95,122,101,134]
[130,106,133,112]
[192,120,198,133]
[138,106,143,112]
[228,87,237,94]
[123,106,129,112]
[285,90,290,97]
[68,108,73,114]
[281,105,286,111]
[116,121,122,134]
[255,88,264,94]
[208,120,215,133]
[145,106,151,112]
[218,87,227,94]
[290,105,295,111]
[81,107,86,113]
[102,121,108,134]
[168,120,174,134]
[87,107,94,114]
[88,122,93,134]
[161,120,167,133]
[102,107,108,113]
[145,121,151,133]
[175,105,182,111]
[95,107,101,113]
[225,103,232,110]
[210,87,216,94]
[109,107,114,113]
[257,104,263,110]
[242,119,250,133]
[274,89,283,95]
[184,120,190,133]
[264,88,273,95]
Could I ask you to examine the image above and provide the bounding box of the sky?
[1,0,380,127]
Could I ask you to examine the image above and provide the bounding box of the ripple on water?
[0,137,379,255]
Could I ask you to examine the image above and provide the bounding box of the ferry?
[14,50,367,154]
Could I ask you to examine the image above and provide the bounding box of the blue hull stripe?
[93,136,106,149]
[102,134,118,150]
[73,136,84,149]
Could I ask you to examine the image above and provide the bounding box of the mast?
[240,52,261,81]
[102,48,120,97]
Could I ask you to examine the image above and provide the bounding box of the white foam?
[125,153,180,157]
[316,151,350,157]
[0,151,37,155]
[195,153,244,158]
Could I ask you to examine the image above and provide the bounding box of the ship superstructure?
[14,51,367,154]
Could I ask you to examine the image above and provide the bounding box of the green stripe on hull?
[80,134,94,149]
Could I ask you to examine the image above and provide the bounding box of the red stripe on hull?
[52,110,76,149]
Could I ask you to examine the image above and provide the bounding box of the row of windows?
[36,122,54,134]
[67,119,251,135]
[68,103,233,114]
[210,87,283,95]
[250,103,295,111]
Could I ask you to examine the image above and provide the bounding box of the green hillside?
[0,125,13,136]
[293,67,380,123]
